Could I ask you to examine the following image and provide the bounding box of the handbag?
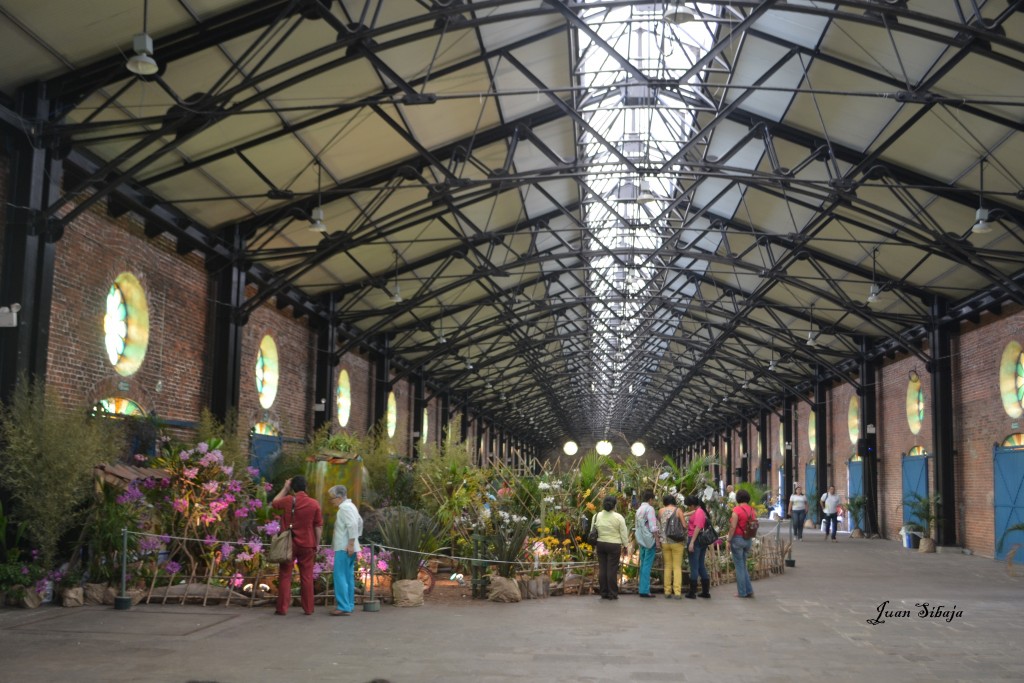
[697,521,718,548]
[587,511,600,544]
[266,496,295,563]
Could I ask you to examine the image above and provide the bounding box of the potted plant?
[375,506,443,607]
[845,495,868,538]
[903,492,940,553]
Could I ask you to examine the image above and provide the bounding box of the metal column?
[815,374,829,517]
[372,335,391,433]
[208,226,245,423]
[0,87,63,402]
[859,339,879,536]
[758,410,769,487]
[783,397,794,510]
[312,295,337,432]
[929,300,957,546]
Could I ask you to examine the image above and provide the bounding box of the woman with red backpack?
[729,489,757,599]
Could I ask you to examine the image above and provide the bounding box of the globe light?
[563,441,579,456]
[631,441,646,457]
[595,440,613,456]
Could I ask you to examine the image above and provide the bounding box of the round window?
[337,369,351,427]
[907,372,924,435]
[255,335,279,409]
[999,341,1024,419]
[848,395,860,444]
[103,273,149,377]
[386,391,397,437]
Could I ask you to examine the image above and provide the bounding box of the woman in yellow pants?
[659,494,686,599]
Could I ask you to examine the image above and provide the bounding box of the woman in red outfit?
[271,476,323,615]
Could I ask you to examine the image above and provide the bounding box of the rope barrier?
[126,530,597,570]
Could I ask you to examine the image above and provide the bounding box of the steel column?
[372,335,391,433]
[758,410,769,487]
[312,295,337,432]
[815,375,829,514]
[208,226,245,423]
[0,85,62,402]
[929,300,957,546]
[412,375,425,458]
[783,397,794,511]
[859,339,880,535]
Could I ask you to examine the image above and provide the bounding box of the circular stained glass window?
[809,410,816,451]
[337,369,351,427]
[386,391,397,437]
[255,335,279,409]
[778,424,784,456]
[104,273,149,377]
[907,372,924,435]
[908,445,927,457]
[422,407,429,443]
[848,396,860,444]
[999,341,1024,419]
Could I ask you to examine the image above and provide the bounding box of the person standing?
[328,484,362,616]
[634,490,660,598]
[728,489,756,599]
[659,494,686,599]
[820,485,842,542]
[593,495,629,600]
[788,486,808,540]
[271,476,323,616]
[684,495,712,599]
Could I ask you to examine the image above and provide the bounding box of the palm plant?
[903,492,940,553]
[846,495,868,535]
[488,518,533,578]
[374,506,444,581]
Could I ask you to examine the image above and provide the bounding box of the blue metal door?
[805,464,817,523]
[847,458,863,498]
[901,454,929,529]
[993,445,1024,563]
[847,458,863,531]
[250,433,283,479]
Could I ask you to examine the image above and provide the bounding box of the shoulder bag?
[266,496,296,564]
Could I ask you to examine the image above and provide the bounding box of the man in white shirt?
[820,486,842,542]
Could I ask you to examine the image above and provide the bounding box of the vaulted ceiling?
[2,0,1023,454]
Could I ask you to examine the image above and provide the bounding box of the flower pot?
[918,536,936,553]
[850,528,864,539]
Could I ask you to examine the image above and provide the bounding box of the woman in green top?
[592,494,629,600]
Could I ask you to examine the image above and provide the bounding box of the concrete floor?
[2,527,1022,683]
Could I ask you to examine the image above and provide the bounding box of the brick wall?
[49,202,209,426]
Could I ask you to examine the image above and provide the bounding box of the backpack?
[664,508,686,542]
[739,505,759,539]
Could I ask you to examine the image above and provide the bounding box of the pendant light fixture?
[389,250,403,303]
[309,160,328,233]
[126,0,159,76]
[866,247,881,304]
[972,158,993,234]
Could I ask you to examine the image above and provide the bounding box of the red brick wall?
[49,203,209,427]
[877,351,933,540]
[955,308,1024,556]
[828,382,857,499]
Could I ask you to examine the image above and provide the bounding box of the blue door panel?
[994,446,1024,564]
[250,434,283,479]
[901,455,929,529]
[805,464,817,523]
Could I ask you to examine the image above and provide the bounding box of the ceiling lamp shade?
[126,1,158,76]
[631,441,646,457]
[972,158,993,234]
[308,205,328,233]
[806,330,818,347]
[563,441,579,456]
[972,207,993,234]
[126,33,158,75]
[867,283,881,304]
[595,439,613,456]
[389,250,403,303]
